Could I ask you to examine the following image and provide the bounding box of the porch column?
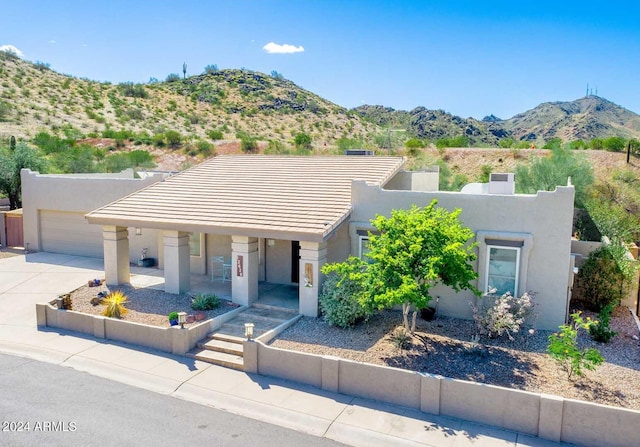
[231,236,259,306]
[164,231,190,294]
[299,241,327,317]
[103,225,130,286]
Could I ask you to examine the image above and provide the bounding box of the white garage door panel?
[40,211,103,258]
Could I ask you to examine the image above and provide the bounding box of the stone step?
[186,348,244,370]
[198,338,244,356]
[207,332,246,344]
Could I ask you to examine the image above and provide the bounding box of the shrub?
[165,73,181,83]
[204,64,218,75]
[207,129,223,140]
[118,82,148,98]
[471,291,535,340]
[196,140,214,157]
[240,135,258,153]
[575,245,628,311]
[547,311,604,380]
[588,303,618,343]
[190,293,220,311]
[168,311,179,322]
[390,329,411,351]
[164,130,182,147]
[319,270,369,328]
[294,132,312,150]
[101,290,128,318]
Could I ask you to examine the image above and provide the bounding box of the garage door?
[40,210,104,258]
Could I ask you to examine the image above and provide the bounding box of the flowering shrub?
[471,291,535,340]
[548,311,604,379]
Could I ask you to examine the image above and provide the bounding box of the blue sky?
[2,0,639,119]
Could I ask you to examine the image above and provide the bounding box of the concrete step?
[186,348,244,370]
[207,332,246,344]
[245,306,299,321]
[198,338,244,356]
[252,302,298,314]
[229,312,286,330]
[215,323,267,339]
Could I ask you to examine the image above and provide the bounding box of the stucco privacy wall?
[21,169,164,262]
[243,341,638,447]
[350,181,576,330]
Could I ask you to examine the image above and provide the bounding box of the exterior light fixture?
[135,227,142,236]
[244,322,255,340]
[178,311,187,329]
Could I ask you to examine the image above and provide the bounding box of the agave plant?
[101,290,129,319]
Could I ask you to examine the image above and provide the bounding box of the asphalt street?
[0,353,347,447]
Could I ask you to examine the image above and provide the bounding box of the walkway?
[0,252,571,447]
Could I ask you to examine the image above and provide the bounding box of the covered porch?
[129,264,299,311]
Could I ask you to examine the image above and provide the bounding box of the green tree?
[0,142,47,209]
[542,137,563,150]
[52,144,95,173]
[603,136,626,152]
[294,133,312,150]
[363,202,478,333]
[515,146,594,208]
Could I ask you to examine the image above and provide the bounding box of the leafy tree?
[52,144,95,173]
[603,136,626,152]
[542,137,563,150]
[589,138,604,150]
[128,150,155,168]
[363,201,478,333]
[118,82,148,98]
[569,139,588,150]
[515,146,594,208]
[0,142,47,209]
[405,138,424,149]
[499,137,515,149]
[270,70,284,80]
[294,133,312,150]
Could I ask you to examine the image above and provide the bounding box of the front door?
[291,241,300,283]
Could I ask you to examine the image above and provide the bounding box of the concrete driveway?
[0,252,104,328]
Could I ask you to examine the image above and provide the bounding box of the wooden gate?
[5,209,24,247]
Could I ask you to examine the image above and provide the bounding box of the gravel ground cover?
[68,280,238,327]
[270,305,640,410]
[67,278,640,410]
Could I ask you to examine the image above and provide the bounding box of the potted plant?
[168,311,179,326]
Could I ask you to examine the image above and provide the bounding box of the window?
[189,233,201,257]
[358,235,372,262]
[486,245,520,295]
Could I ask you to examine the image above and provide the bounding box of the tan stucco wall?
[265,238,293,284]
[326,223,350,265]
[205,233,232,276]
[21,169,164,263]
[383,168,439,192]
[349,181,576,330]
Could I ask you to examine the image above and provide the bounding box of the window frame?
[485,244,521,295]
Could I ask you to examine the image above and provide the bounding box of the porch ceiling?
[85,155,405,242]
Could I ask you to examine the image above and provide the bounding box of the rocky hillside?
[2,50,639,153]
[0,51,375,145]
[355,97,640,145]
[502,96,640,141]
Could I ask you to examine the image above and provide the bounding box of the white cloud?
[262,42,304,54]
[49,40,56,44]
[0,44,24,58]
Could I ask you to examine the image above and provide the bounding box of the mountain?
[355,97,640,145]
[502,96,640,142]
[0,51,375,145]
[2,50,640,151]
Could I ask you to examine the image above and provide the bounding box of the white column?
[103,225,130,286]
[231,236,259,306]
[299,241,327,317]
[164,231,190,294]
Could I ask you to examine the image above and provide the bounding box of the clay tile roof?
[86,155,405,242]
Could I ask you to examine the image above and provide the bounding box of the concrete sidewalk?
[0,252,570,447]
